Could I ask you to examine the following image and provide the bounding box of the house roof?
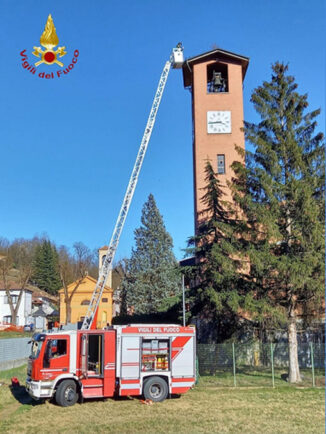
[58,275,112,294]
[32,307,47,317]
[182,47,249,88]
[32,289,58,303]
[0,288,33,293]
[179,256,196,267]
[33,299,42,305]
[50,309,59,316]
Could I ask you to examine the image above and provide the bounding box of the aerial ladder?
[81,44,184,330]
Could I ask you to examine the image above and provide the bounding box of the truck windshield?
[29,334,45,359]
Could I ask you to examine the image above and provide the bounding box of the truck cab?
[26,331,79,405]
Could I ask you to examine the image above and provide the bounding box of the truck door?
[103,330,116,397]
[121,336,140,378]
[80,334,88,378]
[43,336,70,379]
[120,336,141,396]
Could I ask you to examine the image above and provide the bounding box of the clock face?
[207,111,231,134]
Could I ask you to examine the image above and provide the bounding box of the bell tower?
[98,245,112,288]
[182,48,249,232]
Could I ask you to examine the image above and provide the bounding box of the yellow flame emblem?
[32,14,66,67]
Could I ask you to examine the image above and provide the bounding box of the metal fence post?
[271,343,275,388]
[195,355,199,385]
[310,342,315,387]
[232,342,236,387]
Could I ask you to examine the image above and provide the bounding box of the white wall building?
[0,289,33,326]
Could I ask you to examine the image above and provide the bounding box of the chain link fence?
[197,342,325,388]
[0,337,31,370]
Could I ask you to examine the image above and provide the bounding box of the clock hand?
[208,121,223,124]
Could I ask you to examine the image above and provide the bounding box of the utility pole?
[182,274,186,327]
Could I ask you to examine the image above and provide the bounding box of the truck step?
[82,385,104,398]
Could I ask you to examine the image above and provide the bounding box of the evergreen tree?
[187,161,244,342]
[122,194,180,314]
[32,240,62,295]
[232,63,325,382]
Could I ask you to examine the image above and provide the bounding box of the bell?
[213,71,223,86]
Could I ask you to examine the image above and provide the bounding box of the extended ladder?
[81,45,184,329]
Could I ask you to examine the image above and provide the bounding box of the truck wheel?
[55,380,79,407]
[143,376,168,402]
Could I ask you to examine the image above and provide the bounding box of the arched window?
[102,255,106,266]
[81,299,90,306]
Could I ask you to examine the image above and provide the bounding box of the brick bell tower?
[182,48,249,232]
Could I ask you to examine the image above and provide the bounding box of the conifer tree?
[32,240,62,295]
[187,161,243,341]
[122,194,180,314]
[232,63,325,382]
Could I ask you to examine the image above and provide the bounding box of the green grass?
[198,367,325,388]
[0,331,33,339]
[0,365,28,381]
[0,365,324,434]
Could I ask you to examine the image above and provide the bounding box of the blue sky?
[0,0,325,261]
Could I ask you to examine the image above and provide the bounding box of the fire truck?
[26,324,196,406]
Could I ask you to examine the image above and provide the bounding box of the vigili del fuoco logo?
[20,14,79,79]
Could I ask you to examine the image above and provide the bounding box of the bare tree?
[58,242,93,324]
[0,238,35,325]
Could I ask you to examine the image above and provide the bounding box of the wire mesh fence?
[197,342,325,388]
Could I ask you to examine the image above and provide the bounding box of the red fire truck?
[26,324,196,406]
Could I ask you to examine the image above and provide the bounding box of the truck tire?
[143,376,168,402]
[55,380,79,407]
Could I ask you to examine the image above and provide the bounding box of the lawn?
[0,365,324,434]
[0,331,33,339]
[199,367,325,388]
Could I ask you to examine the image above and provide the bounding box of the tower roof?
[99,245,108,251]
[182,48,249,88]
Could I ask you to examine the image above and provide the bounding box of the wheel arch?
[142,374,169,390]
[53,375,81,394]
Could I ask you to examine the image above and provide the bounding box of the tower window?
[217,155,225,174]
[207,63,228,93]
